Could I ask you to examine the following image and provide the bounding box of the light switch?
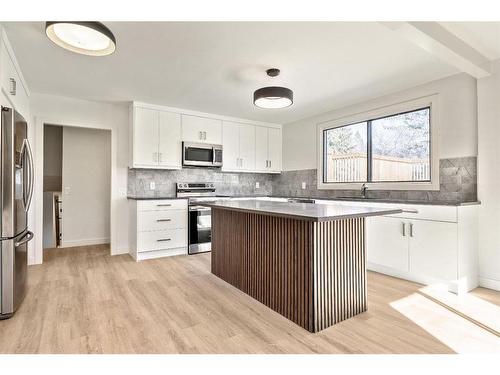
[302,182,307,189]
[149,182,156,190]
[255,182,260,189]
[64,186,71,195]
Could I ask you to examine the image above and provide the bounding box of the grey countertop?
[127,194,480,206]
[200,199,402,222]
[270,196,481,206]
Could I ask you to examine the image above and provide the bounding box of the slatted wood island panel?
[208,200,401,332]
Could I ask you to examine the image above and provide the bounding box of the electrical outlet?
[149,182,156,190]
[302,182,307,189]
[119,188,127,196]
[255,182,260,189]
[64,186,71,195]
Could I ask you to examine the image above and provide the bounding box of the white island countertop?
[200,199,402,222]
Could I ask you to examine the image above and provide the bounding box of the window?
[322,107,431,185]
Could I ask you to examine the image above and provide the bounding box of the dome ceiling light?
[253,68,293,109]
[45,22,116,56]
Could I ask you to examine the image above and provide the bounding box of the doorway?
[42,124,111,251]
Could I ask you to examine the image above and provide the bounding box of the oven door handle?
[189,206,211,211]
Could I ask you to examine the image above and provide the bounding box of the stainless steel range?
[176,182,229,255]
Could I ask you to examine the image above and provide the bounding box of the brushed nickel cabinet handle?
[157,238,171,242]
[409,223,414,237]
[156,204,172,207]
[156,219,171,222]
[402,209,419,214]
[402,222,406,237]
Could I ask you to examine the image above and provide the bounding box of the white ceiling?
[3,21,490,124]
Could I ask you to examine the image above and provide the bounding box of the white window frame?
[317,94,439,191]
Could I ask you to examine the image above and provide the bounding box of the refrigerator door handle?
[15,230,34,247]
[24,139,34,213]
[20,139,28,210]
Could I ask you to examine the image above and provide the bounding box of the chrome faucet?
[361,183,368,198]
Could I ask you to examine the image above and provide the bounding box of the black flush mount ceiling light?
[253,68,293,109]
[45,22,116,56]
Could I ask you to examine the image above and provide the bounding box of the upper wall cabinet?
[255,126,282,173]
[0,28,30,119]
[182,114,222,144]
[130,106,182,169]
[129,102,281,173]
[222,121,256,172]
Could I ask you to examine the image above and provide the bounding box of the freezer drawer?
[1,230,32,318]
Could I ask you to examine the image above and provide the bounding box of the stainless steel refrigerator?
[0,106,34,319]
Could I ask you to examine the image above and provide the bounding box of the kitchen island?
[202,199,402,332]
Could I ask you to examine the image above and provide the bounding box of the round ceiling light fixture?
[45,22,116,56]
[253,68,293,109]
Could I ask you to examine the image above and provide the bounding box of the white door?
[255,126,268,171]
[238,123,255,171]
[134,107,159,166]
[267,127,282,172]
[158,111,182,168]
[182,115,222,144]
[366,216,409,271]
[222,121,240,170]
[409,220,458,281]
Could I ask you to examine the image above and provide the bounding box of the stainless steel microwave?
[182,142,223,167]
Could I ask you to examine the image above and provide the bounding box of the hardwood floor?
[0,245,498,354]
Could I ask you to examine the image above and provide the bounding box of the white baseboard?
[111,247,130,256]
[479,277,500,291]
[367,262,479,294]
[60,238,110,248]
[135,247,188,262]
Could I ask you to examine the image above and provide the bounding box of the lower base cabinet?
[129,199,188,261]
[365,204,478,293]
[409,220,458,281]
[366,216,409,271]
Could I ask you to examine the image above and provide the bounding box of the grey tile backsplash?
[128,156,477,203]
[272,156,477,203]
[128,168,274,198]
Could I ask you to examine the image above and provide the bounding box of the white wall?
[477,59,500,290]
[283,73,478,171]
[61,126,111,247]
[30,93,129,264]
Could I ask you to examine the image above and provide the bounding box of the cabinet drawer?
[137,209,187,231]
[385,204,457,223]
[137,199,187,212]
[137,229,187,252]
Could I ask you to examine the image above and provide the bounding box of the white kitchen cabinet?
[364,201,478,293]
[222,121,255,172]
[129,199,188,261]
[0,28,30,119]
[409,220,458,281]
[158,111,182,167]
[255,126,282,173]
[366,216,409,271]
[255,126,268,171]
[239,123,256,170]
[222,122,239,170]
[267,127,282,172]
[182,114,222,144]
[133,107,159,166]
[130,105,182,169]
